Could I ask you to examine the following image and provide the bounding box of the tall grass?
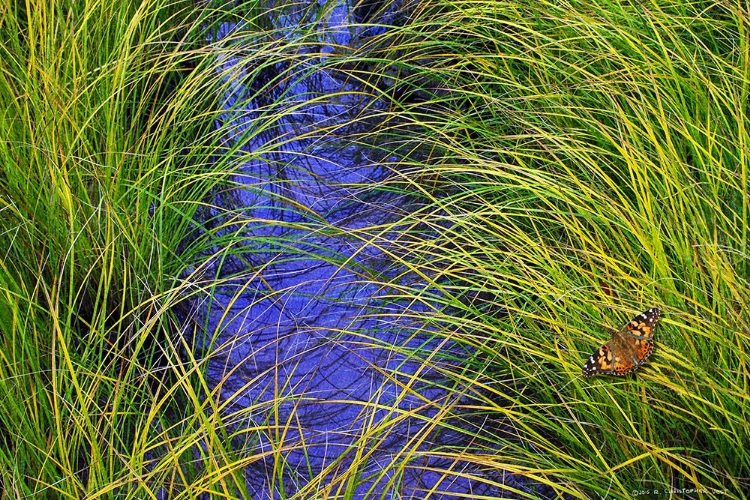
[0,0,221,496]
[367,0,750,497]
[0,0,748,498]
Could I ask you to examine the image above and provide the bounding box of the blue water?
[191,3,552,498]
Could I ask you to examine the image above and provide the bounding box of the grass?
[0,0,748,498]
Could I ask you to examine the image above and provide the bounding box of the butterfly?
[582,308,661,377]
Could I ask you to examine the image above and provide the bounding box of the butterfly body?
[582,308,660,377]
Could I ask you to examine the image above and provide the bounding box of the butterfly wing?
[581,340,618,376]
[582,308,661,377]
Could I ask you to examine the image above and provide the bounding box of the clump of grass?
[0,0,226,496]
[354,0,749,497]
